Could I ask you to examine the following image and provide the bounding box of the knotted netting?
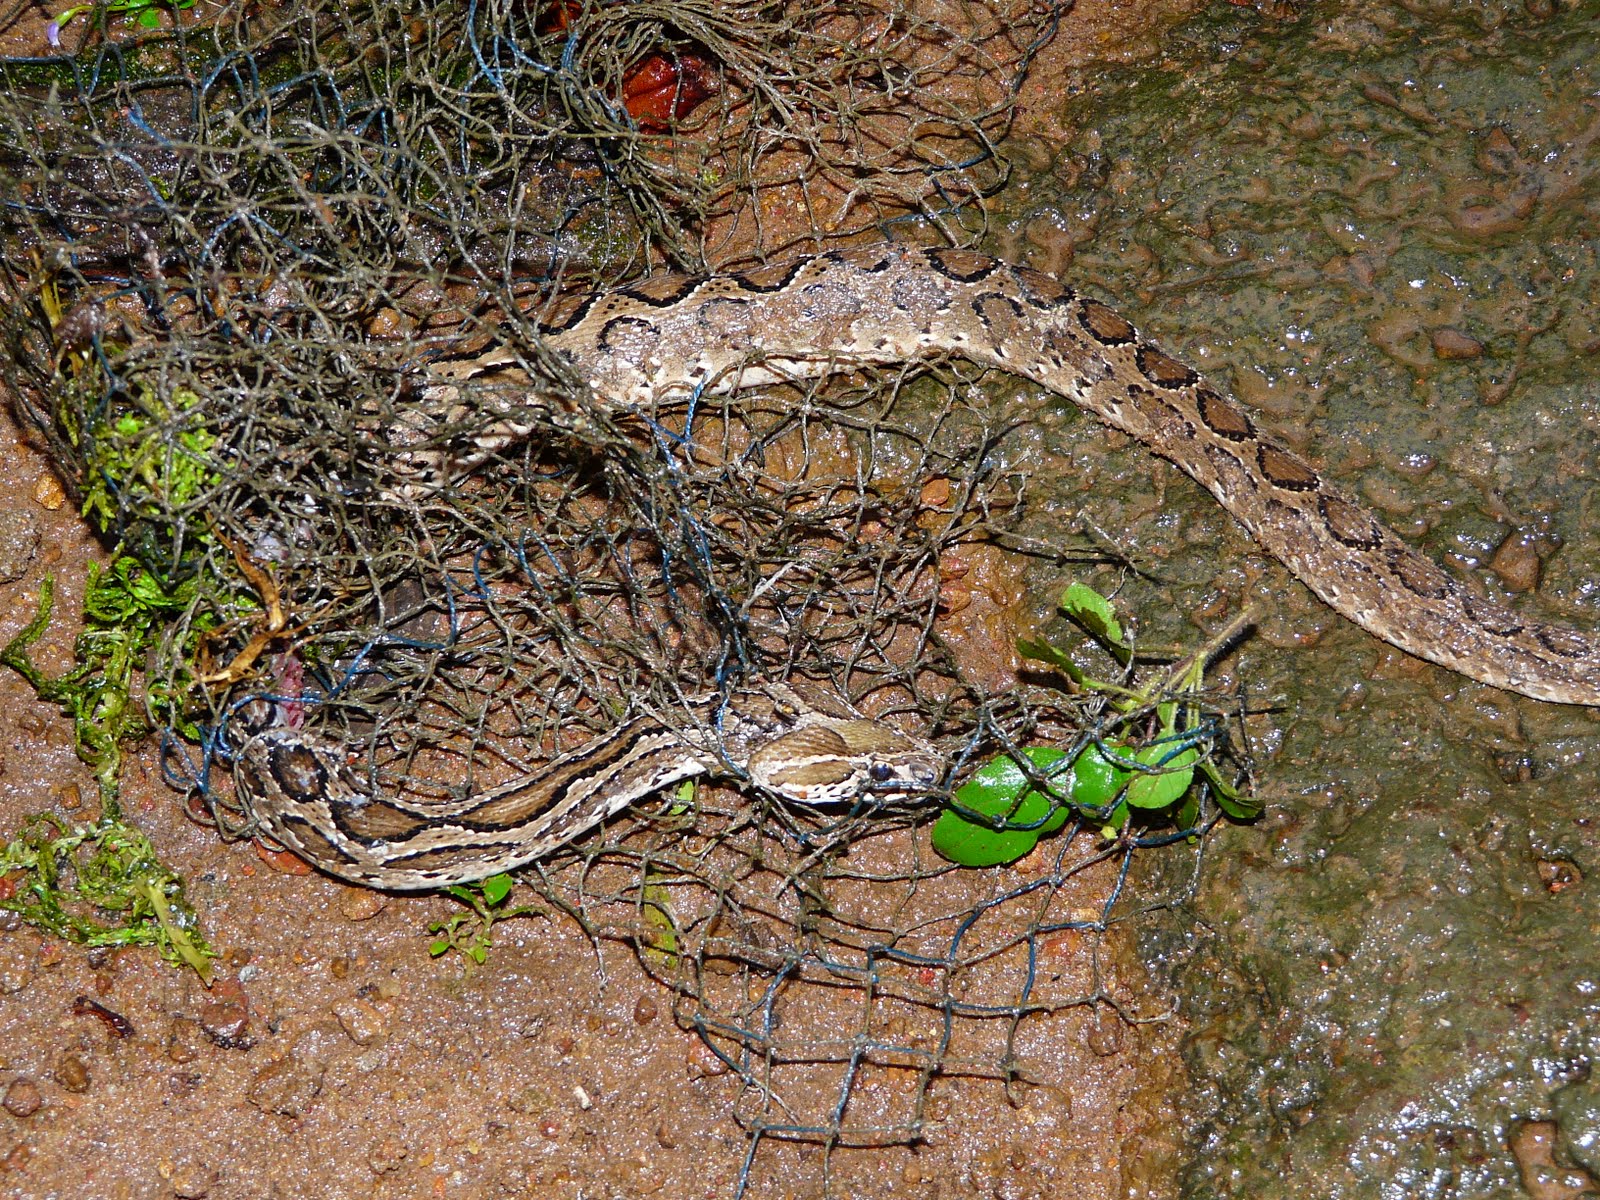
[0,0,1239,1178]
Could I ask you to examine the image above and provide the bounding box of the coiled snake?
[236,244,1600,889]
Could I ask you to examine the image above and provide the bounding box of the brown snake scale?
[238,243,1600,889]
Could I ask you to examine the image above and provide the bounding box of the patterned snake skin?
[237,243,1600,889]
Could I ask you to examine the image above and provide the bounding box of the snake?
[235,242,1600,890]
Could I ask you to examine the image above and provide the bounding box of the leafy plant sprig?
[428,873,544,965]
[931,583,1260,867]
[47,0,195,45]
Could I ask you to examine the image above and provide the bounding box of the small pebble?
[31,475,65,511]
[339,890,387,921]
[1431,327,1484,360]
[0,945,31,994]
[3,1078,42,1118]
[333,997,389,1047]
[245,1056,324,1117]
[54,1051,90,1093]
[1538,859,1581,893]
[167,1019,203,1064]
[684,1042,729,1079]
[368,1137,408,1175]
[1490,534,1542,593]
[632,994,658,1025]
[365,307,414,339]
[198,983,251,1049]
[1085,1006,1125,1057]
[169,1162,218,1199]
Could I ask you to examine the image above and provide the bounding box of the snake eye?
[868,763,894,783]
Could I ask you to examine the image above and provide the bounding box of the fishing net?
[0,0,1238,1182]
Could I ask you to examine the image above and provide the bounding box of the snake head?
[745,720,943,805]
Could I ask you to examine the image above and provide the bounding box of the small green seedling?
[428,873,543,965]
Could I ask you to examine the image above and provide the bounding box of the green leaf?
[1124,744,1198,809]
[429,940,450,957]
[1175,792,1200,832]
[1066,743,1132,809]
[1016,635,1090,688]
[1060,583,1129,656]
[669,778,695,814]
[1201,760,1262,819]
[137,7,160,26]
[931,748,1075,867]
[479,873,514,907]
[639,883,680,967]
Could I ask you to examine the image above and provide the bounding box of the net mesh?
[0,0,1234,1177]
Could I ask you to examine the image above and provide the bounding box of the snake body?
[238,244,1600,889]
[235,682,940,889]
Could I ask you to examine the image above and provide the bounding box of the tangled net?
[0,0,1238,1178]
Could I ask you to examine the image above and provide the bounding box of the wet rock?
[0,944,31,994]
[2,1078,41,1118]
[198,978,251,1048]
[1430,328,1484,360]
[54,1052,90,1093]
[332,997,389,1046]
[167,1017,203,1064]
[338,890,387,921]
[246,1056,324,1118]
[1553,1074,1600,1174]
[1510,1118,1596,1199]
[0,511,39,583]
[632,994,658,1025]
